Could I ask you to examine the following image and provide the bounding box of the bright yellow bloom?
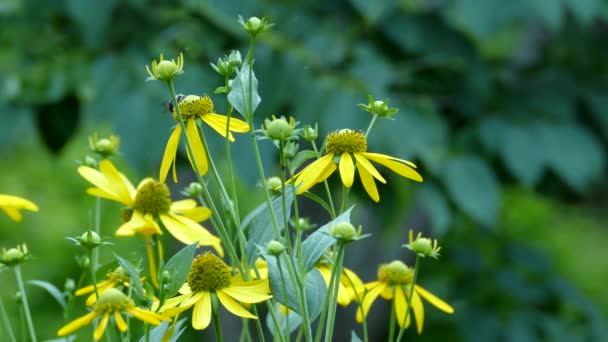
[356,260,454,333]
[316,263,364,307]
[78,160,223,255]
[58,288,167,340]
[160,95,250,183]
[76,266,137,306]
[0,194,38,222]
[292,129,422,202]
[160,252,271,330]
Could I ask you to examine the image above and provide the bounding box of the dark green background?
[1,0,607,341]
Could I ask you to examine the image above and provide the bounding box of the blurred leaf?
[159,243,197,298]
[563,0,600,25]
[288,150,318,174]
[266,302,302,337]
[301,206,353,272]
[114,253,145,302]
[351,330,362,342]
[535,123,604,192]
[65,0,117,46]
[138,318,188,342]
[27,280,66,310]
[228,62,261,119]
[243,188,293,268]
[442,155,500,227]
[416,182,451,236]
[500,123,545,186]
[584,91,608,140]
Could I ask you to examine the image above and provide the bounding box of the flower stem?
[339,186,350,215]
[0,297,16,342]
[14,265,36,342]
[388,288,396,342]
[395,255,421,342]
[311,141,336,219]
[323,243,345,342]
[275,256,291,341]
[88,249,100,300]
[212,297,224,342]
[93,197,101,268]
[342,272,368,342]
[365,114,379,138]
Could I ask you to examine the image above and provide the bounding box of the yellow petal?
[57,311,98,336]
[114,311,128,332]
[94,313,110,340]
[353,153,386,183]
[171,201,212,222]
[216,290,257,319]
[225,115,251,132]
[128,307,166,325]
[159,214,223,256]
[394,286,407,328]
[2,208,22,221]
[160,125,182,183]
[338,153,355,187]
[200,113,235,141]
[186,118,208,175]
[222,280,271,303]
[356,161,380,202]
[192,292,212,330]
[98,160,136,204]
[414,285,454,314]
[170,199,197,210]
[0,195,39,211]
[411,288,425,333]
[361,152,423,182]
[293,154,336,194]
[356,282,386,323]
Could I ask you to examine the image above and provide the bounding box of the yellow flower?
[76,266,136,306]
[316,263,364,307]
[356,260,454,333]
[78,160,223,255]
[160,95,250,183]
[58,288,167,341]
[0,194,38,222]
[291,129,422,202]
[159,252,271,330]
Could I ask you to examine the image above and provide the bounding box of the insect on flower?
[166,94,187,113]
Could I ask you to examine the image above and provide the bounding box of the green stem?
[311,141,336,219]
[339,186,350,215]
[144,322,150,342]
[278,141,294,255]
[395,255,421,342]
[323,243,345,342]
[388,288,396,342]
[276,256,291,341]
[88,249,100,300]
[365,114,379,138]
[342,272,368,342]
[14,265,36,342]
[212,297,224,342]
[93,197,101,268]
[251,305,266,342]
[0,297,16,342]
[282,255,312,342]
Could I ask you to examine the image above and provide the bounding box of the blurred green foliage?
[1,0,608,341]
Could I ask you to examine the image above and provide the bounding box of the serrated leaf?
[160,243,197,298]
[301,207,353,272]
[243,188,293,268]
[228,62,261,119]
[442,156,500,227]
[114,254,145,301]
[27,280,66,310]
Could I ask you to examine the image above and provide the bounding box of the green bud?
[79,230,101,248]
[238,16,274,37]
[266,240,286,255]
[294,217,314,232]
[358,95,399,118]
[330,222,357,241]
[265,117,294,140]
[146,53,184,82]
[183,182,204,197]
[228,50,242,67]
[302,123,318,142]
[265,177,282,192]
[161,270,172,284]
[283,141,299,160]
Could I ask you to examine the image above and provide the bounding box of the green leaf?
[351,330,363,342]
[301,207,353,272]
[288,150,318,174]
[160,243,197,298]
[500,123,545,186]
[265,254,327,321]
[114,254,145,302]
[442,156,500,227]
[138,318,188,342]
[65,0,117,46]
[228,62,261,119]
[265,302,302,337]
[27,280,66,310]
[416,183,451,236]
[243,188,293,268]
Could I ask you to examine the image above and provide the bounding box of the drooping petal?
[216,290,257,319]
[126,307,165,325]
[98,160,137,202]
[360,152,423,182]
[78,161,135,206]
[171,200,212,222]
[221,280,271,303]
[57,311,99,336]
[186,118,209,176]
[411,288,425,333]
[394,286,408,328]
[114,311,128,332]
[160,125,182,183]
[356,161,380,202]
[342,268,365,303]
[94,313,110,340]
[0,195,39,222]
[414,285,454,313]
[192,292,212,330]
[339,153,355,187]
[356,282,386,323]
[353,153,386,183]
[293,154,336,194]
[160,214,223,256]
[201,113,250,141]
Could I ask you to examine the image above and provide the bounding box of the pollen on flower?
[133,179,172,216]
[93,288,133,313]
[173,95,214,120]
[325,129,367,155]
[378,260,413,285]
[187,252,232,293]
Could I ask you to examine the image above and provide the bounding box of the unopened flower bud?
[330,222,357,241]
[238,16,274,37]
[80,231,101,247]
[161,270,172,284]
[264,116,295,141]
[146,53,184,82]
[228,50,242,67]
[282,141,299,160]
[183,182,204,197]
[265,177,282,193]
[358,95,398,118]
[267,240,285,255]
[302,124,318,142]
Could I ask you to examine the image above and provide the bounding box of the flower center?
[187,252,232,293]
[107,266,129,284]
[325,129,367,155]
[94,288,133,313]
[377,260,413,285]
[133,178,172,216]
[172,95,214,121]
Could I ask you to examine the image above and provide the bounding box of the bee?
[166,94,186,113]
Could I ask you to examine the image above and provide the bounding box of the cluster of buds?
[210,50,242,77]
[0,244,29,267]
[358,95,398,118]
